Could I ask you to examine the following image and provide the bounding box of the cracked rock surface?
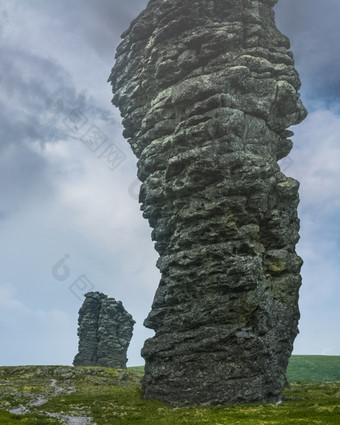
[109,0,307,405]
[73,292,135,368]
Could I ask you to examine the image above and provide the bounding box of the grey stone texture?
[109,0,307,405]
[73,292,135,368]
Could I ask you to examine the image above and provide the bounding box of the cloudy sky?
[0,0,339,367]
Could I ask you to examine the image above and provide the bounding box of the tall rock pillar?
[109,0,307,404]
[73,292,135,368]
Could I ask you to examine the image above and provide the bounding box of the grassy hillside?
[287,355,340,383]
[0,356,339,425]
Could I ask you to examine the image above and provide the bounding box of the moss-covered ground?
[0,356,339,424]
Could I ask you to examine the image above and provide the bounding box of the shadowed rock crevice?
[109,0,307,405]
[73,292,135,368]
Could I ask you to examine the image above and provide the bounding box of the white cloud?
[0,284,76,365]
[284,107,340,356]
[38,135,160,291]
[0,284,24,312]
[289,109,340,213]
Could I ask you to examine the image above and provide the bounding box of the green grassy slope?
[287,355,340,383]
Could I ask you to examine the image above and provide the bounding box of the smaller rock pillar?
[73,292,135,368]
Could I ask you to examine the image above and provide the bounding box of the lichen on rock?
[73,292,135,368]
[109,0,307,405]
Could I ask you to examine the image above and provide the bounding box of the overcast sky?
[0,0,339,367]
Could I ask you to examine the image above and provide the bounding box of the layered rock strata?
[109,0,307,405]
[73,292,135,368]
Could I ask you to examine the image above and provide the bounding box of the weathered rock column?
[109,0,307,404]
[73,292,135,368]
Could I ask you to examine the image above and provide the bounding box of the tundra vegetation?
[0,356,339,424]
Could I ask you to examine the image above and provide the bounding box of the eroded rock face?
[109,0,307,405]
[73,292,135,368]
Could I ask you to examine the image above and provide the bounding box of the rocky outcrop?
[109,0,307,405]
[73,292,135,368]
